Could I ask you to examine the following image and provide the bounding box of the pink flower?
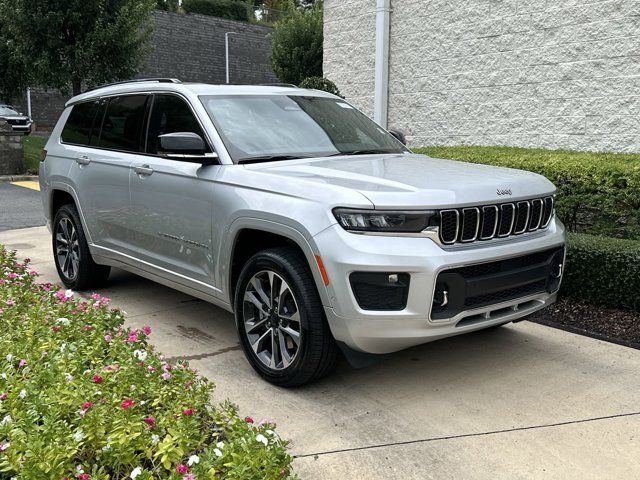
[0,393,7,401]
[176,464,189,474]
[120,399,134,410]
[92,375,103,384]
[147,365,156,373]
[104,335,112,343]
[0,442,9,452]
[143,416,155,427]
[182,475,196,480]
[5,299,14,306]
[81,402,92,411]
[258,418,275,426]
[161,372,171,381]
[91,293,101,301]
[52,326,61,332]
[83,325,92,331]
[76,474,90,480]
[126,330,139,343]
[0,279,4,284]
[183,380,193,390]
[142,325,152,336]
[18,359,27,367]
[182,408,194,416]
[162,363,171,372]
[6,273,17,279]
[28,270,38,277]
[245,416,254,424]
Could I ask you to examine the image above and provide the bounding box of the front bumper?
[314,217,566,354]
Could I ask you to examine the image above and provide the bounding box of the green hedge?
[182,0,250,22]
[414,146,640,240]
[563,233,640,311]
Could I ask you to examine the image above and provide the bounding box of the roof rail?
[259,83,298,88]
[87,78,182,92]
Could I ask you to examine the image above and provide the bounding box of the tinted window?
[61,101,100,145]
[88,99,108,147]
[98,95,148,152]
[146,94,208,155]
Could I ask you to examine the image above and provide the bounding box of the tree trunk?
[72,78,82,96]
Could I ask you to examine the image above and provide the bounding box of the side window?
[146,94,209,155]
[61,101,100,145]
[98,95,148,152]
[88,99,108,147]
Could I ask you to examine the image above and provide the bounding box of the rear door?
[128,93,218,293]
[67,94,149,254]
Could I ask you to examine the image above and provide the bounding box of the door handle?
[75,155,91,165]
[133,164,154,176]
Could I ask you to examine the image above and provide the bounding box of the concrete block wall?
[12,11,277,131]
[323,0,640,152]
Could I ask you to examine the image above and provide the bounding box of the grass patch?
[0,246,295,479]
[21,135,48,175]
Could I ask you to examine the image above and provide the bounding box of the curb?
[0,175,39,183]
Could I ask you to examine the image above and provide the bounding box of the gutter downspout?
[374,0,390,128]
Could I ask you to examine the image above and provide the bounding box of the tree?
[0,0,156,96]
[0,18,30,101]
[269,5,322,85]
[299,76,343,97]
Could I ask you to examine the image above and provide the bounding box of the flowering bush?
[0,246,295,479]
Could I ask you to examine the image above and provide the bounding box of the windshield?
[200,95,407,163]
[0,106,20,116]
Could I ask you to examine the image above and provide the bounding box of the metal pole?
[26,87,32,119]
[225,32,236,84]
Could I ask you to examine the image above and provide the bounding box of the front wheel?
[234,247,338,387]
[52,204,111,290]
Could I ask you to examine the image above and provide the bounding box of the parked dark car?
[0,104,33,135]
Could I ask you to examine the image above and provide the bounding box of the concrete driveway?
[1,225,639,479]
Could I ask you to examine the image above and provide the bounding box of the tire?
[52,203,111,290]
[234,247,338,387]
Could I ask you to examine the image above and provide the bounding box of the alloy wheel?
[242,270,302,370]
[55,217,80,281]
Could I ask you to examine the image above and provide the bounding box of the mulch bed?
[529,297,640,350]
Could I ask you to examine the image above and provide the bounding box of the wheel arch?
[224,218,330,310]
[48,183,94,245]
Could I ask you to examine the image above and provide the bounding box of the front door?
[128,93,218,294]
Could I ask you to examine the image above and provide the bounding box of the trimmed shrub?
[299,76,343,98]
[182,0,250,22]
[156,0,180,11]
[0,246,294,479]
[414,146,640,240]
[562,233,640,311]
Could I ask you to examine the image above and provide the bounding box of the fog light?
[349,272,410,311]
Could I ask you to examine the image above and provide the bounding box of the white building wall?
[324,0,640,152]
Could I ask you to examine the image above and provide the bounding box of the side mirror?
[388,130,406,145]
[158,132,217,164]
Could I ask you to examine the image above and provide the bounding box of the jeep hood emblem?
[496,188,512,196]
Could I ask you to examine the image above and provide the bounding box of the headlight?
[333,208,435,233]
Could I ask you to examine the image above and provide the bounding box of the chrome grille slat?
[438,196,554,246]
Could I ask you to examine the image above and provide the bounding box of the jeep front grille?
[438,196,554,245]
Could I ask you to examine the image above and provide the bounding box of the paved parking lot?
[1,225,640,479]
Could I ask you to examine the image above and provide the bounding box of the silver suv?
[40,79,565,386]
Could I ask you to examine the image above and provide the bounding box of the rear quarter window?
[98,95,148,152]
[61,102,100,145]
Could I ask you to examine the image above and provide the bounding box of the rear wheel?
[52,204,110,290]
[234,247,338,387]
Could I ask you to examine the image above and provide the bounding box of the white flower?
[187,455,200,466]
[130,467,142,479]
[151,434,160,445]
[266,429,275,437]
[102,444,112,452]
[18,389,26,399]
[214,448,223,457]
[64,289,74,299]
[0,415,12,426]
[60,343,67,352]
[216,441,224,449]
[0,373,5,379]
[73,429,84,442]
[140,400,146,406]
[57,317,70,325]
[5,354,12,362]
[133,350,148,362]
[64,373,74,382]
[256,434,268,446]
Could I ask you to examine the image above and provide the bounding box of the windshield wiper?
[237,155,307,164]
[327,149,401,156]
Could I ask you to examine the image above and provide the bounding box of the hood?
[247,153,556,209]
